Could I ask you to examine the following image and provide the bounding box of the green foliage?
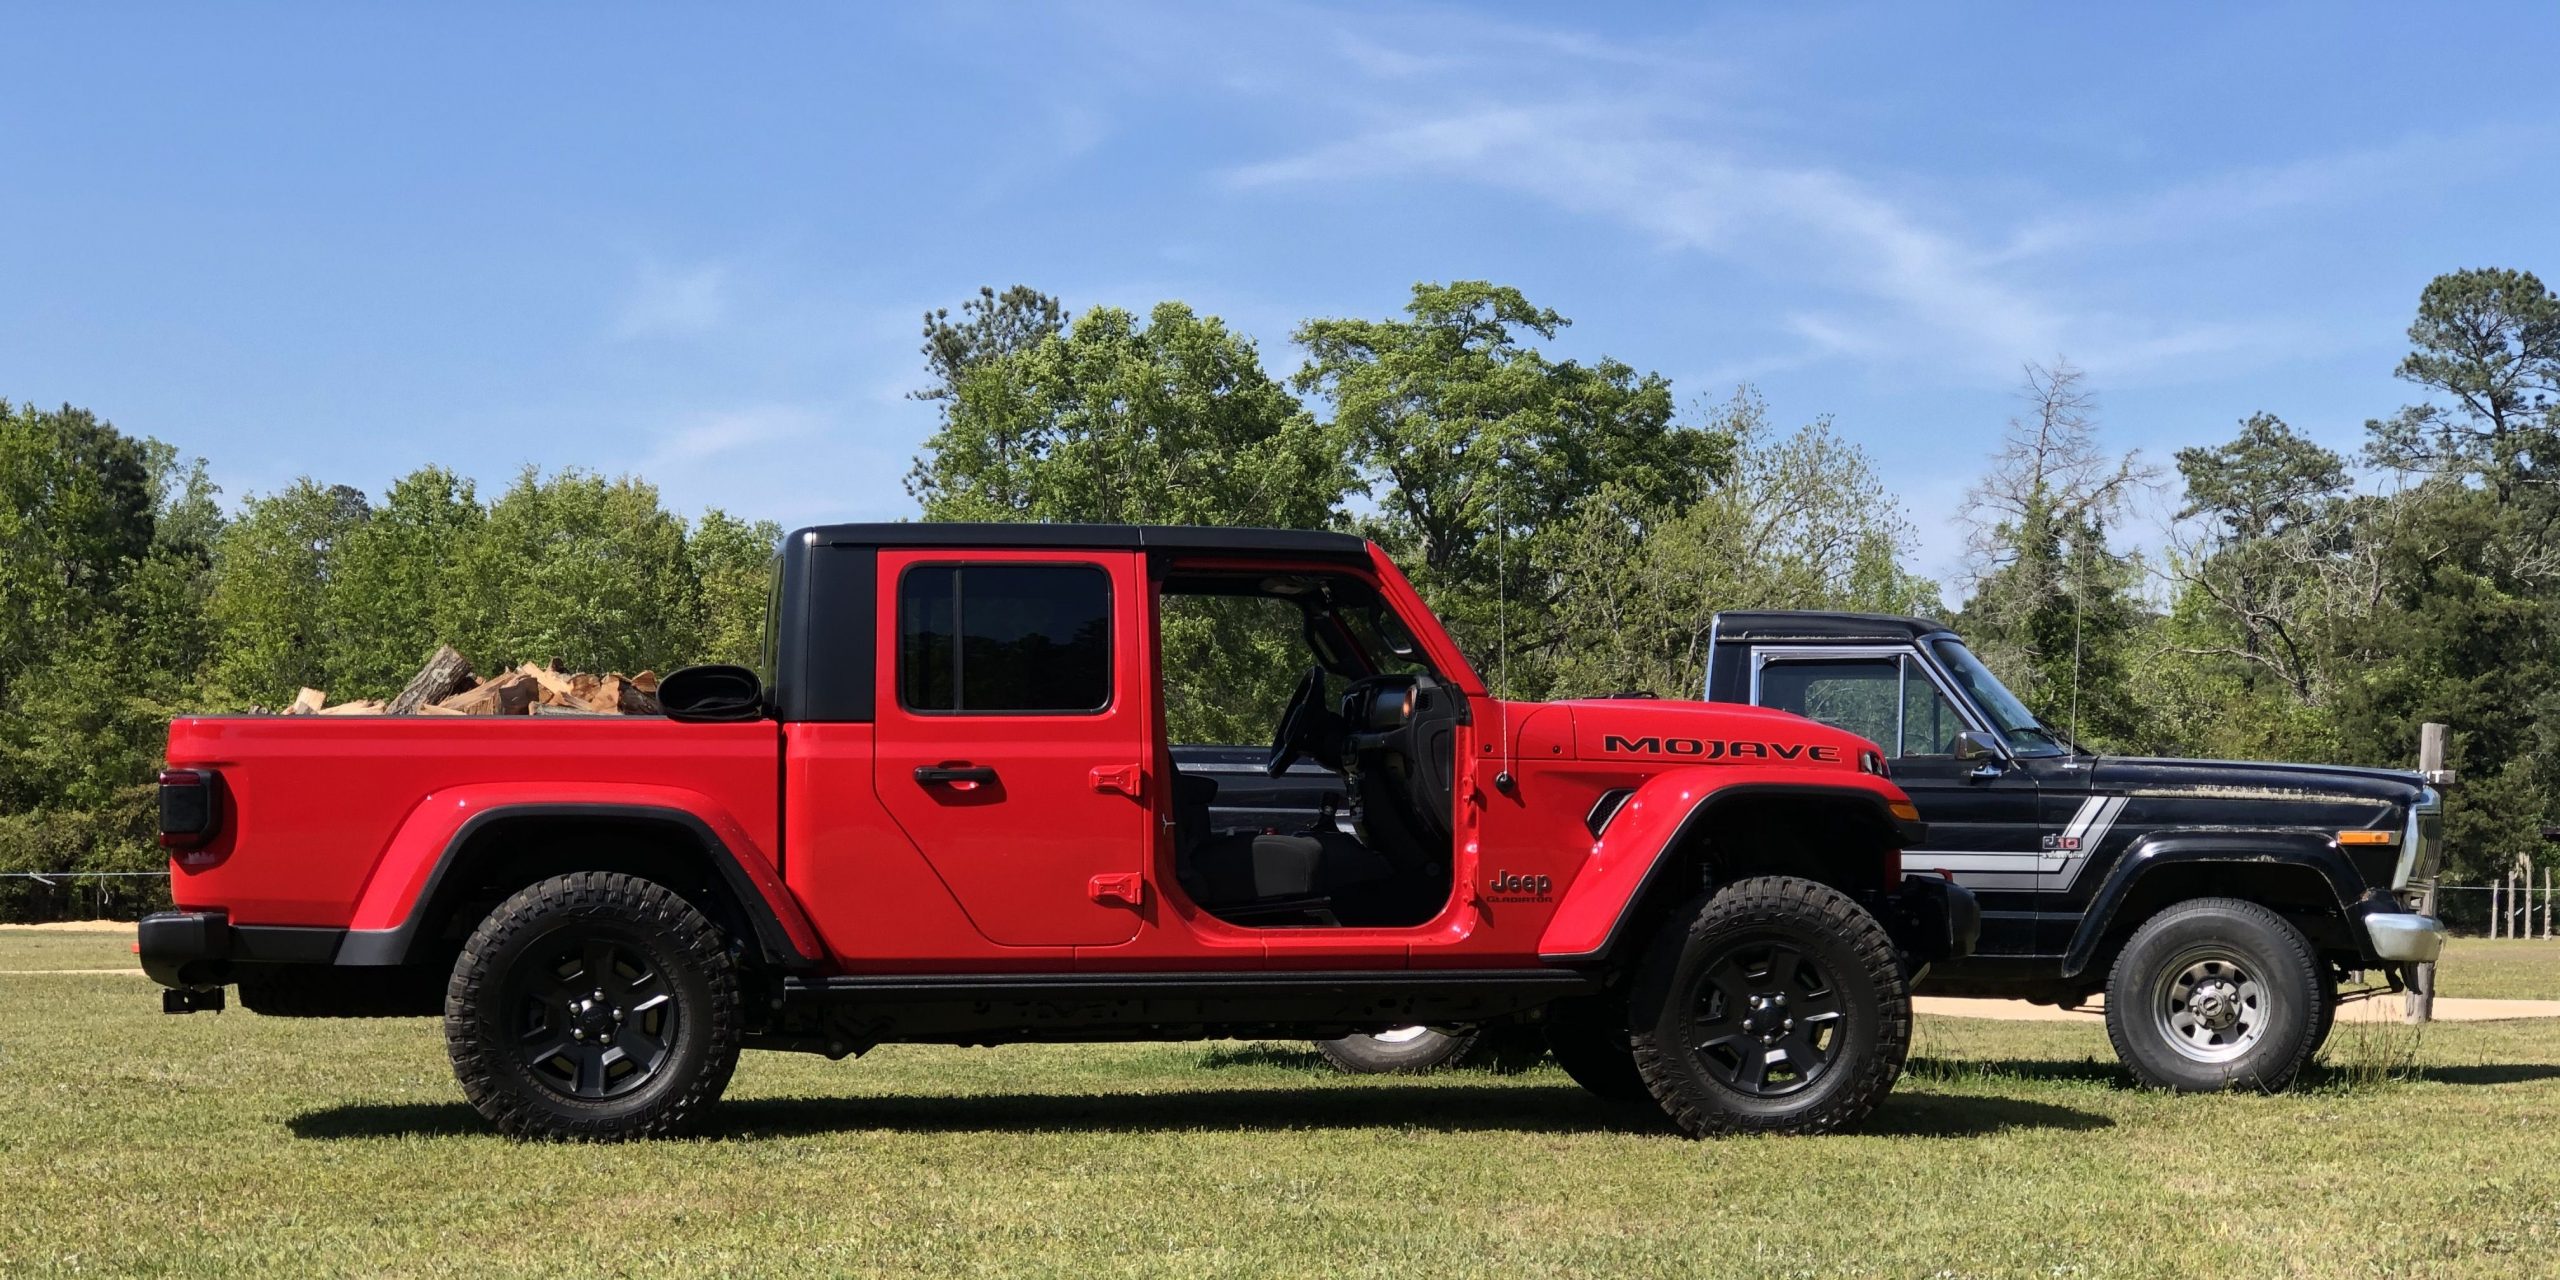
[324,467,485,698]
[1544,392,1938,699]
[1954,363,2155,750]
[1294,281,1730,693]
[0,402,157,709]
[2364,267,2560,494]
[0,404,215,916]
[689,508,783,667]
[911,301,1346,528]
[207,480,372,703]
[913,284,1068,403]
[453,468,705,678]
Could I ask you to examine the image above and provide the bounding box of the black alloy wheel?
[506,933,683,1101]
[1682,938,1847,1096]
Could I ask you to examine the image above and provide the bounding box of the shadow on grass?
[2407,1062,2560,1086]
[1195,1043,1330,1071]
[1910,1056,2129,1087]
[1913,1054,2560,1092]
[291,1081,2108,1142]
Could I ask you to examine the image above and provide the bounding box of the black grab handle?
[914,765,999,786]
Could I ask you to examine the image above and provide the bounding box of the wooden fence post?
[2407,722,2447,1024]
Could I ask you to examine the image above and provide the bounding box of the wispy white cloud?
[1183,7,2480,389]
[639,404,820,472]
[612,259,732,339]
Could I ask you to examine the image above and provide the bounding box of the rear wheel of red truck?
[444,871,742,1141]
[1627,876,1911,1137]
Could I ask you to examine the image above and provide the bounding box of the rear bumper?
[1875,874,1982,966]
[2361,910,2446,964]
[137,911,343,989]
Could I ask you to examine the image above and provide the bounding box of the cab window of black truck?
[1928,638,2065,756]
[897,564,1112,714]
[1757,656,1966,758]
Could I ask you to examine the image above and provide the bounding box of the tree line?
[3,268,2553,920]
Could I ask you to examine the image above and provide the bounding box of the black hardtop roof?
[792,522,1372,560]
[1712,609,1959,643]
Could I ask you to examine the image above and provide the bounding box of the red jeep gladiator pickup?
[141,523,1976,1140]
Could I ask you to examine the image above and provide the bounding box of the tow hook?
[162,987,226,1015]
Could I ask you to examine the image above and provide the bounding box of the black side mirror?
[658,664,765,723]
[1953,729,2007,763]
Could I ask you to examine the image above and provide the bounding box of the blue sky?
[6,3,2556,581]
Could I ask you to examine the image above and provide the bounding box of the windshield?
[1929,638,2067,756]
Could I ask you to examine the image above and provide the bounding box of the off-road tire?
[445,872,742,1140]
[2103,897,2321,1093]
[1315,1027,1480,1074]
[1544,995,1653,1104]
[1627,876,1910,1137]
[2308,971,2341,1058]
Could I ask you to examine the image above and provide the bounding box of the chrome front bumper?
[2364,911,2446,964]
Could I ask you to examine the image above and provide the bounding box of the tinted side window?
[898,564,1112,714]
[1758,659,1900,748]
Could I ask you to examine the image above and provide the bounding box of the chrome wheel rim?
[2152,949,2267,1064]
[1371,1025,1439,1045]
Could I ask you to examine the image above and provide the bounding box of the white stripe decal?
[2050,795,2125,891]
[1907,794,2126,893]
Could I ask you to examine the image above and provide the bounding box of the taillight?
[158,769,222,853]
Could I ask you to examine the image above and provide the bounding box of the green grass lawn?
[2430,936,2560,1000]
[5,930,2558,1278]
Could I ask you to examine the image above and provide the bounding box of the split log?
[631,670,660,695]
[414,702,467,716]
[617,678,662,716]
[287,688,326,715]
[518,662,582,707]
[388,646,475,715]
[316,699,387,716]
[438,672,537,716]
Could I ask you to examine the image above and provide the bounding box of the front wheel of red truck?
[1627,876,1911,1137]
[444,872,743,1141]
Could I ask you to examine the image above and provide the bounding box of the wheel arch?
[2061,831,2366,981]
[341,794,821,970]
[1540,771,1921,967]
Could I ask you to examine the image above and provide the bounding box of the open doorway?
[1155,568,1464,929]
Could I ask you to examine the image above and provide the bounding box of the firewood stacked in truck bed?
[276,646,663,716]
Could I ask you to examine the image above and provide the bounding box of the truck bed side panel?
[164,717,781,928]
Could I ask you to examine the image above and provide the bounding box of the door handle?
[1967,763,2005,781]
[915,765,999,786]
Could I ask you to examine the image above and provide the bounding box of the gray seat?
[1171,770,1395,914]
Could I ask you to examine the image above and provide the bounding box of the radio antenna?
[2067,540,2084,755]
[1495,447,1516,793]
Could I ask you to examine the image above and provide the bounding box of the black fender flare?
[2059,830,2364,979]
[334,803,818,969]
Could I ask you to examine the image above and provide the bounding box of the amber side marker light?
[1888,801,1922,822]
[2336,829,2398,846]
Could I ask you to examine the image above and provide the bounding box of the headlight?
[2391,788,2443,890]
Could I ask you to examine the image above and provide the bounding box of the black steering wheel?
[1266,667,1332,777]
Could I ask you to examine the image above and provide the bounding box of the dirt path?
[1916,994,2560,1023]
